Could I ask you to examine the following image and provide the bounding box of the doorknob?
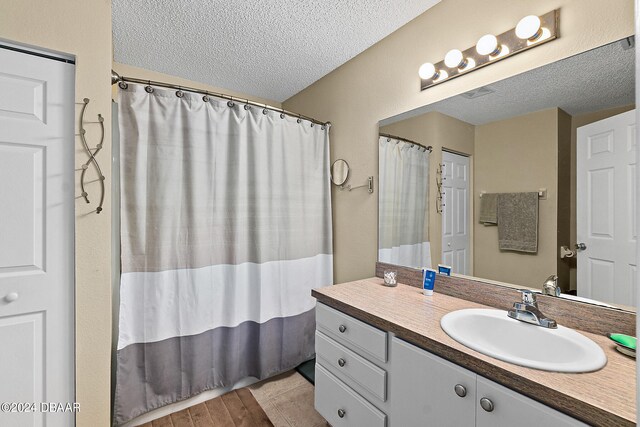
[575,243,587,251]
[4,292,19,303]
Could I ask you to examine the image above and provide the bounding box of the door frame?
[441,148,473,275]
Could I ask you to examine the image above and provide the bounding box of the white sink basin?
[440,308,607,373]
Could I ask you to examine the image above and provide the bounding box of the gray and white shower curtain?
[378,136,431,268]
[113,84,333,424]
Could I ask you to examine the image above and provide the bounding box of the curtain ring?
[202,91,210,102]
[280,112,285,119]
[296,114,302,124]
[262,104,268,115]
[118,81,128,90]
[145,80,153,93]
[176,86,184,98]
[244,104,251,110]
[227,96,235,108]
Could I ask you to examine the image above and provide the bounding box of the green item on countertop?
[607,333,637,350]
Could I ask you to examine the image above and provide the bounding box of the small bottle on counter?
[422,268,437,296]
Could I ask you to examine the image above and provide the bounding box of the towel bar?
[480,188,546,199]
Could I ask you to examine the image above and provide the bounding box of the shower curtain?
[113,84,333,424]
[378,136,431,268]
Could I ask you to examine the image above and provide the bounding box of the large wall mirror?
[378,37,636,310]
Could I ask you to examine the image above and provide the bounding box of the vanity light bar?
[419,10,559,91]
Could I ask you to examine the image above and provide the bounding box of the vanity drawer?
[316,303,387,362]
[316,331,387,401]
[315,363,387,427]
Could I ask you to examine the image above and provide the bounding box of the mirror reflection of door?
[576,109,637,305]
[441,150,470,275]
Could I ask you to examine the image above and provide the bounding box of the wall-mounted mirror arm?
[340,176,374,193]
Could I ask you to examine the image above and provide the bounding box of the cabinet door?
[391,337,476,427]
[476,376,587,427]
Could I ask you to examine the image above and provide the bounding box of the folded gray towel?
[479,193,498,224]
[497,192,538,253]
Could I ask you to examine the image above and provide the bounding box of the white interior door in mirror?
[577,110,636,307]
[441,151,470,275]
[0,47,75,426]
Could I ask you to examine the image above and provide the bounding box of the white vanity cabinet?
[390,337,587,427]
[314,303,587,427]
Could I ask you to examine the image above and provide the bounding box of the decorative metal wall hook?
[78,98,105,214]
[436,163,444,214]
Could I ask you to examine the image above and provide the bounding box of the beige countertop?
[312,278,636,427]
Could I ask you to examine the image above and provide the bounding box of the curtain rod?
[379,132,432,152]
[111,70,331,127]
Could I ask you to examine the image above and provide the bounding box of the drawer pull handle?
[454,384,467,397]
[480,397,494,412]
[3,292,19,303]
[338,325,347,333]
[338,358,346,367]
[337,408,346,418]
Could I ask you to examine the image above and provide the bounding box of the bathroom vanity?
[312,277,636,427]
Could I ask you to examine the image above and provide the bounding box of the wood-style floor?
[140,388,273,427]
[140,371,328,427]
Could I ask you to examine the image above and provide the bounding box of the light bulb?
[476,34,500,56]
[444,49,466,69]
[418,62,438,80]
[515,15,542,40]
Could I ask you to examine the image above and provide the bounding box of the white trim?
[0,38,75,62]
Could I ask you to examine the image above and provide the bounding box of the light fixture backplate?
[420,9,558,91]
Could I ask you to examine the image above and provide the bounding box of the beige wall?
[380,112,474,269]
[474,108,561,288]
[112,62,282,108]
[1,0,113,425]
[283,0,634,284]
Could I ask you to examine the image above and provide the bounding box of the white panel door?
[0,47,75,426]
[441,151,470,275]
[577,110,636,306]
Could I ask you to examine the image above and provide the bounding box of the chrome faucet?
[542,274,560,297]
[507,290,557,329]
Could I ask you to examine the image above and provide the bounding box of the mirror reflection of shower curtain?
[378,136,431,269]
[113,84,333,425]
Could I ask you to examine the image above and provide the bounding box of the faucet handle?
[518,289,537,305]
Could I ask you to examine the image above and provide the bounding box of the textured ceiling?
[112,0,440,102]
[381,38,635,126]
